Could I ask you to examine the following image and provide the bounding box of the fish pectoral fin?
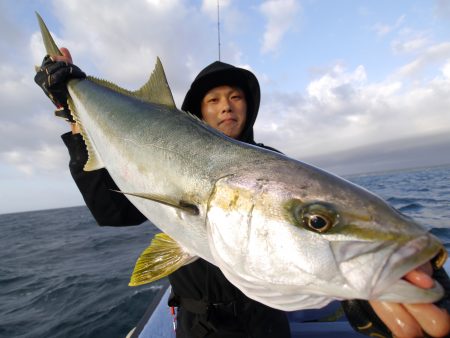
[113,191,199,216]
[129,232,196,286]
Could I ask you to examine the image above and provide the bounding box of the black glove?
[342,266,450,338]
[34,55,86,122]
[432,266,450,316]
[341,299,391,337]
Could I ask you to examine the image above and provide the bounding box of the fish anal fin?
[129,233,196,286]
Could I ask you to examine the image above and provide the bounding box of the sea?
[1,165,450,338]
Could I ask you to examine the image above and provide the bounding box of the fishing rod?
[217,0,221,61]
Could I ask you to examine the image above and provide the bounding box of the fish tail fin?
[35,12,62,57]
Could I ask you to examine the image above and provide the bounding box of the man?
[162,59,291,337]
[35,49,450,338]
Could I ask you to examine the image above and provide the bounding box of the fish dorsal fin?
[114,191,199,215]
[129,233,197,286]
[134,57,176,108]
[87,58,175,109]
[35,12,62,57]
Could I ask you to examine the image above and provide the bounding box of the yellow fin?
[129,233,196,286]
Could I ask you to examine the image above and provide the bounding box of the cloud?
[0,3,29,64]
[255,60,450,160]
[0,113,70,177]
[395,42,450,78]
[372,15,433,56]
[442,59,450,78]
[372,15,405,36]
[259,0,300,54]
[305,64,367,106]
[304,132,450,175]
[2,144,68,176]
[391,34,429,54]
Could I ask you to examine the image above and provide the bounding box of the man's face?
[200,85,247,140]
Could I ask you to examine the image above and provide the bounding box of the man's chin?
[218,125,243,139]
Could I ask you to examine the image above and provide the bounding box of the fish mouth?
[373,235,447,303]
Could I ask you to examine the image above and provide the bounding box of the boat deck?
[129,281,364,338]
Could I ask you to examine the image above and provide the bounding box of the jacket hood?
[181,61,260,143]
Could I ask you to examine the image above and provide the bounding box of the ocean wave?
[430,227,450,243]
[398,203,423,212]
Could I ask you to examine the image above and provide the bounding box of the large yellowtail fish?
[36,13,447,311]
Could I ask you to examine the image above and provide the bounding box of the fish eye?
[293,201,339,233]
[303,213,333,233]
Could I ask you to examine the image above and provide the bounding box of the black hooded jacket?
[62,60,290,338]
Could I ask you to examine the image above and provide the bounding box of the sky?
[1,0,450,214]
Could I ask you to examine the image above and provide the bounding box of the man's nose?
[221,99,232,113]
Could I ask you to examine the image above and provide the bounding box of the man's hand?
[343,262,450,337]
[34,47,85,122]
[369,263,450,338]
